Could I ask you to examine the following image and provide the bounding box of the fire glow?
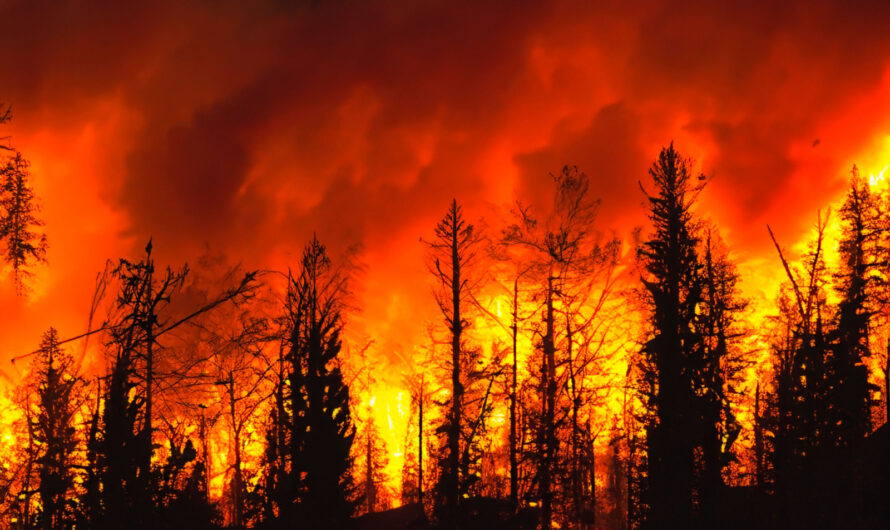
[0,2,889,529]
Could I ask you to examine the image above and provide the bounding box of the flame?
[869,165,889,187]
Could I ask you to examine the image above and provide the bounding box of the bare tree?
[503,165,620,529]
[424,198,483,527]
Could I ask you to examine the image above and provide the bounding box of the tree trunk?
[366,428,376,513]
[510,277,519,512]
[754,383,764,489]
[229,375,244,528]
[885,340,889,427]
[418,381,424,505]
[448,200,463,527]
[541,275,556,529]
[199,407,211,504]
[568,315,582,524]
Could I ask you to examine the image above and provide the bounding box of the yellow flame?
[869,165,889,187]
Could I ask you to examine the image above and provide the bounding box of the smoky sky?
[1,0,890,368]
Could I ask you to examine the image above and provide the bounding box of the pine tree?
[831,167,880,445]
[266,236,356,528]
[637,144,703,528]
[0,108,47,292]
[28,328,80,530]
[425,199,482,528]
[637,144,741,527]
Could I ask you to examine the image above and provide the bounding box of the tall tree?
[694,230,745,525]
[351,342,394,515]
[503,165,619,529]
[211,315,269,530]
[10,328,81,529]
[425,199,482,528]
[637,144,741,528]
[0,107,47,292]
[83,241,255,529]
[265,236,356,528]
[767,214,836,528]
[831,168,881,445]
[29,328,80,530]
[471,254,536,513]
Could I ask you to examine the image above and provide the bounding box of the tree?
[358,413,392,514]
[503,166,619,529]
[265,236,356,528]
[694,229,745,525]
[82,241,256,529]
[767,214,837,528]
[28,328,81,530]
[637,144,742,528]
[350,342,395,515]
[396,344,435,511]
[0,107,47,292]
[210,315,270,529]
[831,168,881,445]
[7,328,81,529]
[425,199,483,528]
[181,256,273,528]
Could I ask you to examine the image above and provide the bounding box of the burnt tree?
[265,236,356,528]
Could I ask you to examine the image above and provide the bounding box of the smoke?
[1,0,890,366]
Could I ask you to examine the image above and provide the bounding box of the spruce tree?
[831,168,880,445]
[637,144,741,527]
[0,108,47,292]
[637,144,703,528]
[27,328,80,530]
[266,236,356,528]
[425,199,481,528]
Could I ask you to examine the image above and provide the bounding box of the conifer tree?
[0,107,47,292]
[637,144,742,527]
[831,168,880,445]
[83,242,254,529]
[425,199,482,528]
[265,236,356,528]
[25,328,80,530]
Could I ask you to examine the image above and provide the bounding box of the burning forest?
[0,1,889,529]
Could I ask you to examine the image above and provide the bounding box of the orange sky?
[2,0,890,388]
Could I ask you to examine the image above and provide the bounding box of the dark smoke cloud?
[1,0,890,364]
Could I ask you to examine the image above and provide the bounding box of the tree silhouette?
[77,241,255,529]
[503,165,620,529]
[768,214,837,528]
[9,328,82,530]
[349,341,395,515]
[636,144,742,528]
[264,236,356,528]
[831,168,880,445]
[185,258,272,529]
[424,198,483,528]
[694,229,745,526]
[0,107,47,292]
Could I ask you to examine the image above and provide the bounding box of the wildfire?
[869,165,889,187]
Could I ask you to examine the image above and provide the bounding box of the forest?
[0,101,887,530]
